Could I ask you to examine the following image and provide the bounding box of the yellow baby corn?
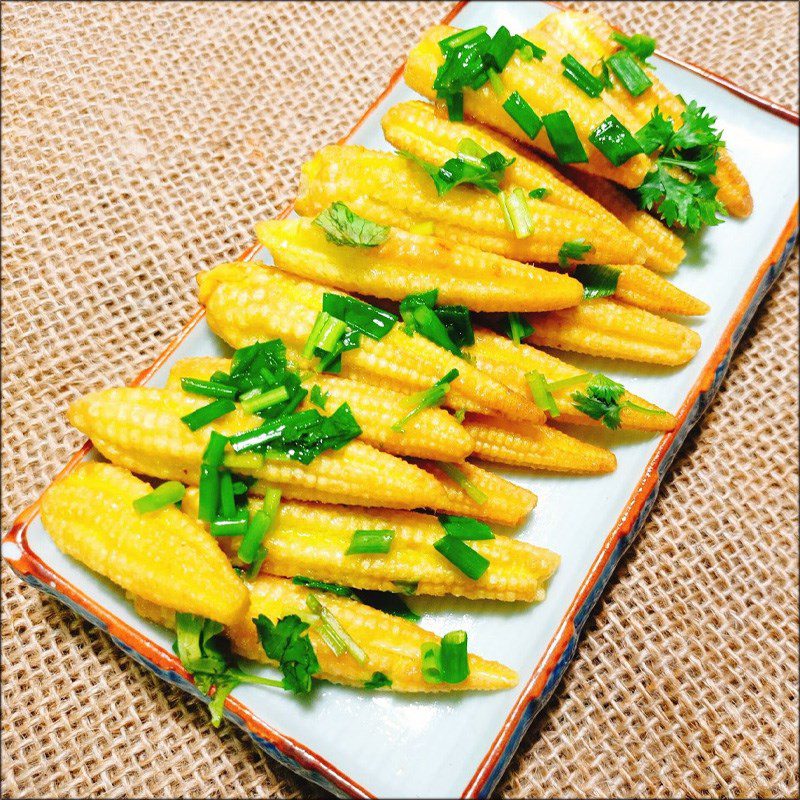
[563,169,685,274]
[463,415,617,474]
[467,328,677,431]
[183,490,559,603]
[255,216,584,312]
[68,386,453,511]
[613,264,708,316]
[381,99,644,257]
[526,299,701,366]
[198,261,543,422]
[533,10,752,217]
[166,357,474,463]
[229,576,519,692]
[417,460,536,527]
[404,26,651,187]
[296,145,644,266]
[41,462,248,625]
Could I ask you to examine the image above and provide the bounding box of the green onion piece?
[392,369,458,432]
[528,187,549,200]
[238,388,261,403]
[589,115,644,166]
[315,316,347,352]
[353,589,420,623]
[246,546,268,579]
[202,431,229,467]
[438,462,488,505]
[437,25,488,53]
[346,529,395,556]
[542,110,588,164]
[237,488,281,564]
[440,630,470,683]
[240,385,290,415]
[309,385,328,409]
[502,91,543,140]
[293,576,356,597]
[303,311,329,359]
[561,54,605,98]
[546,373,592,392]
[209,369,234,385]
[132,481,186,514]
[497,191,514,231]
[574,264,621,299]
[622,400,669,416]
[412,304,461,355]
[487,67,504,97]
[558,238,593,269]
[180,377,238,400]
[611,31,656,64]
[454,409,466,422]
[607,51,652,97]
[306,594,368,665]
[512,34,546,60]
[392,580,418,596]
[180,398,236,432]
[210,508,249,537]
[198,464,221,523]
[322,293,397,340]
[231,479,249,496]
[504,312,534,345]
[525,370,560,417]
[364,671,392,690]
[505,187,534,239]
[438,514,494,540]
[433,535,490,580]
[485,25,515,71]
[457,137,488,163]
[445,92,464,122]
[420,642,442,684]
[313,201,389,247]
[219,470,236,518]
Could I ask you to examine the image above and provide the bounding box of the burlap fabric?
[2,1,797,797]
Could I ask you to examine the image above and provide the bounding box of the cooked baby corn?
[533,10,752,217]
[526,299,701,366]
[612,264,708,316]
[467,328,676,431]
[183,490,559,602]
[68,386,453,511]
[463,415,617,474]
[255,216,584,312]
[229,576,519,692]
[166,356,474,463]
[404,25,651,187]
[563,169,685,274]
[296,145,645,266]
[41,462,248,625]
[381,99,645,259]
[198,261,543,423]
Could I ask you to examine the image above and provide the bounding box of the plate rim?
[3,2,798,797]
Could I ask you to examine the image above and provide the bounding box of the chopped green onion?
[542,110,588,164]
[179,377,238,400]
[438,462,488,505]
[503,187,534,238]
[457,137,488,163]
[303,311,329,359]
[293,576,355,597]
[502,91,543,140]
[421,642,442,684]
[445,92,464,121]
[454,409,466,423]
[546,373,591,392]
[574,264,621,299]
[528,187,549,200]
[313,202,389,247]
[240,385,290,415]
[364,671,392,690]
[322,294,397,340]
[485,25,515,71]
[440,630,470,683]
[487,67,504,97]
[438,514,494,540]
[203,431,229,467]
[346,529,395,556]
[315,316,347,353]
[218,470,236,517]
[504,312,534,345]
[306,594,368,665]
[607,50,652,97]
[132,481,185,514]
[198,464,220,523]
[180,398,236,431]
[309,385,328,409]
[589,115,644,166]
[437,25,488,53]
[354,589,420,623]
[433,535,490,580]
[525,370,560,417]
[392,369,458,432]
[392,580,418,596]
[621,400,669,416]
[246,546,268,579]
[210,508,249,537]
[611,31,656,65]
[558,238,593,269]
[512,35,545,60]
[237,488,280,564]
[561,54,605,98]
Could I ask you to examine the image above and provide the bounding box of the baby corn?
[166,357,474,463]
[533,10,751,217]
[381,100,645,259]
[229,576,519,692]
[296,145,644,266]
[463,415,617,474]
[198,261,543,422]
[613,264,708,316]
[404,25,651,187]
[255,216,584,312]
[183,490,559,603]
[68,386,453,511]
[526,299,701,366]
[41,463,248,625]
[467,328,676,431]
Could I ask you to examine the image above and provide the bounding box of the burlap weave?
[2,2,797,797]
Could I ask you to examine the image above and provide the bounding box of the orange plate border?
[3,3,798,798]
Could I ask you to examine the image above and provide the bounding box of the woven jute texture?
[2,1,797,797]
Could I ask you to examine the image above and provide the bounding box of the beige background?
[2,1,797,797]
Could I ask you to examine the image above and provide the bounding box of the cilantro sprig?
[254,613,320,695]
[314,202,389,247]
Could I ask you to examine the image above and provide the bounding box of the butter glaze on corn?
[41,462,248,625]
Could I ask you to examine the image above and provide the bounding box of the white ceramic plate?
[5,2,798,797]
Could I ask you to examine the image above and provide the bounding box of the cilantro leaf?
[638,164,725,231]
[399,147,514,196]
[570,374,626,430]
[254,613,320,695]
[636,106,674,154]
[573,264,620,299]
[313,202,389,248]
[668,100,724,152]
[558,239,593,269]
[364,671,393,690]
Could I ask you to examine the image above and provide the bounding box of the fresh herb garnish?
[322,294,397,341]
[346,529,395,556]
[399,289,473,357]
[542,110,588,164]
[421,632,470,684]
[502,91,543,141]
[309,385,329,409]
[438,514,494,541]
[528,187,549,200]
[561,54,606,98]
[254,613,320,694]
[180,398,236,432]
[589,114,643,166]
[498,187,534,238]
[611,31,656,66]
[636,107,675,154]
[293,576,356,597]
[525,370,560,417]
[313,202,389,247]
[391,369,459,433]
[571,374,626,429]
[606,50,652,97]
[558,238,593,268]
[433,535,490,580]
[573,264,621,299]
[438,462,488,505]
[364,671,392,690]
[503,311,535,345]
[237,487,280,564]
[638,163,725,230]
[306,594,368,665]
[133,481,186,514]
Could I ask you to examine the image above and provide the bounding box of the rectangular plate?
[4,2,798,797]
